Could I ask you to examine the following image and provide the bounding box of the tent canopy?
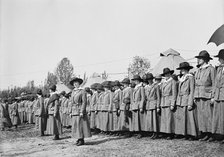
[56,83,71,94]
[83,73,106,88]
[152,48,186,75]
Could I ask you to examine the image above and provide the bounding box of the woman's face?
[218,58,224,64]
[73,82,80,88]
[197,58,205,65]
[180,69,188,75]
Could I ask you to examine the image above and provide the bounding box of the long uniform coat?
[117,87,132,131]
[60,97,67,127]
[194,64,215,133]
[70,88,91,139]
[27,101,34,124]
[212,65,224,134]
[10,102,21,126]
[89,91,98,129]
[95,92,104,129]
[130,83,145,132]
[110,89,122,131]
[36,96,46,132]
[0,103,12,129]
[33,99,40,129]
[62,98,69,127]
[46,93,62,135]
[160,77,177,134]
[101,90,113,131]
[144,83,161,132]
[175,74,198,136]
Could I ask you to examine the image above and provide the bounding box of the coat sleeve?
[156,85,161,108]
[211,66,216,98]
[81,90,87,114]
[139,87,145,109]
[171,80,177,106]
[188,76,195,107]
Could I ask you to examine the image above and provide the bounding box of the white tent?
[56,83,71,94]
[83,73,106,88]
[152,48,186,75]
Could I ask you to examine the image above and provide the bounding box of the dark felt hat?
[96,84,104,91]
[102,81,112,88]
[60,91,66,96]
[113,80,122,87]
[195,50,213,60]
[90,83,99,90]
[161,68,174,76]
[49,85,56,91]
[131,75,143,82]
[36,89,43,96]
[69,77,83,86]
[142,73,154,81]
[214,49,224,59]
[85,87,91,93]
[121,78,130,84]
[176,62,194,70]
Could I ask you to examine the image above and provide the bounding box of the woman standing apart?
[46,85,62,140]
[211,49,224,143]
[194,50,215,141]
[175,62,198,140]
[70,77,91,146]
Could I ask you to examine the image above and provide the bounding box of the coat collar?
[179,73,192,82]
[134,82,143,90]
[199,63,211,69]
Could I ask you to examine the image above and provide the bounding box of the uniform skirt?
[212,101,224,135]
[39,116,46,132]
[19,112,24,123]
[46,115,62,135]
[101,111,109,131]
[28,112,34,124]
[117,110,129,131]
[0,117,12,129]
[90,111,96,129]
[175,106,198,136]
[160,107,175,134]
[35,116,39,130]
[11,115,21,126]
[129,110,141,132]
[196,98,213,133]
[144,109,158,132]
[108,112,119,131]
[95,111,101,129]
[71,115,91,139]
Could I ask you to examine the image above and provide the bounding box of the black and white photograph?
[0,0,224,156]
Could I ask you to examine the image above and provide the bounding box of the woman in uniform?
[175,62,198,140]
[211,49,224,143]
[160,68,178,139]
[70,77,91,146]
[194,50,215,141]
[46,85,62,140]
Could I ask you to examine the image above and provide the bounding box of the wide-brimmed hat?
[195,50,213,60]
[90,83,99,90]
[96,84,104,91]
[85,87,91,93]
[69,77,83,86]
[154,74,162,80]
[49,85,56,91]
[214,49,224,59]
[121,78,130,84]
[102,81,112,88]
[60,91,66,96]
[143,73,154,81]
[131,75,143,82]
[36,89,43,96]
[161,68,174,76]
[113,80,122,87]
[176,62,194,70]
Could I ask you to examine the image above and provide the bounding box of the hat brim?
[121,81,130,84]
[161,70,174,76]
[70,78,83,86]
[195,56,213,60]
[176,66,193,70]
[131,78,143,81]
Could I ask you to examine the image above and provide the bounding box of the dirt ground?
[0,124,224,157]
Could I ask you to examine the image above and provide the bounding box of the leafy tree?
[55,57,74,86]
[45,72,58,87]
[128,56,150,77]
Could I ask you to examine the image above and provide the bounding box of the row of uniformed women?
[83,49,224,143]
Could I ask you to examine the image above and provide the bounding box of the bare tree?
[55,57,74,86]
[128,56,150,77]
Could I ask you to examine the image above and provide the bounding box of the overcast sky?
[0,0,224,90]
